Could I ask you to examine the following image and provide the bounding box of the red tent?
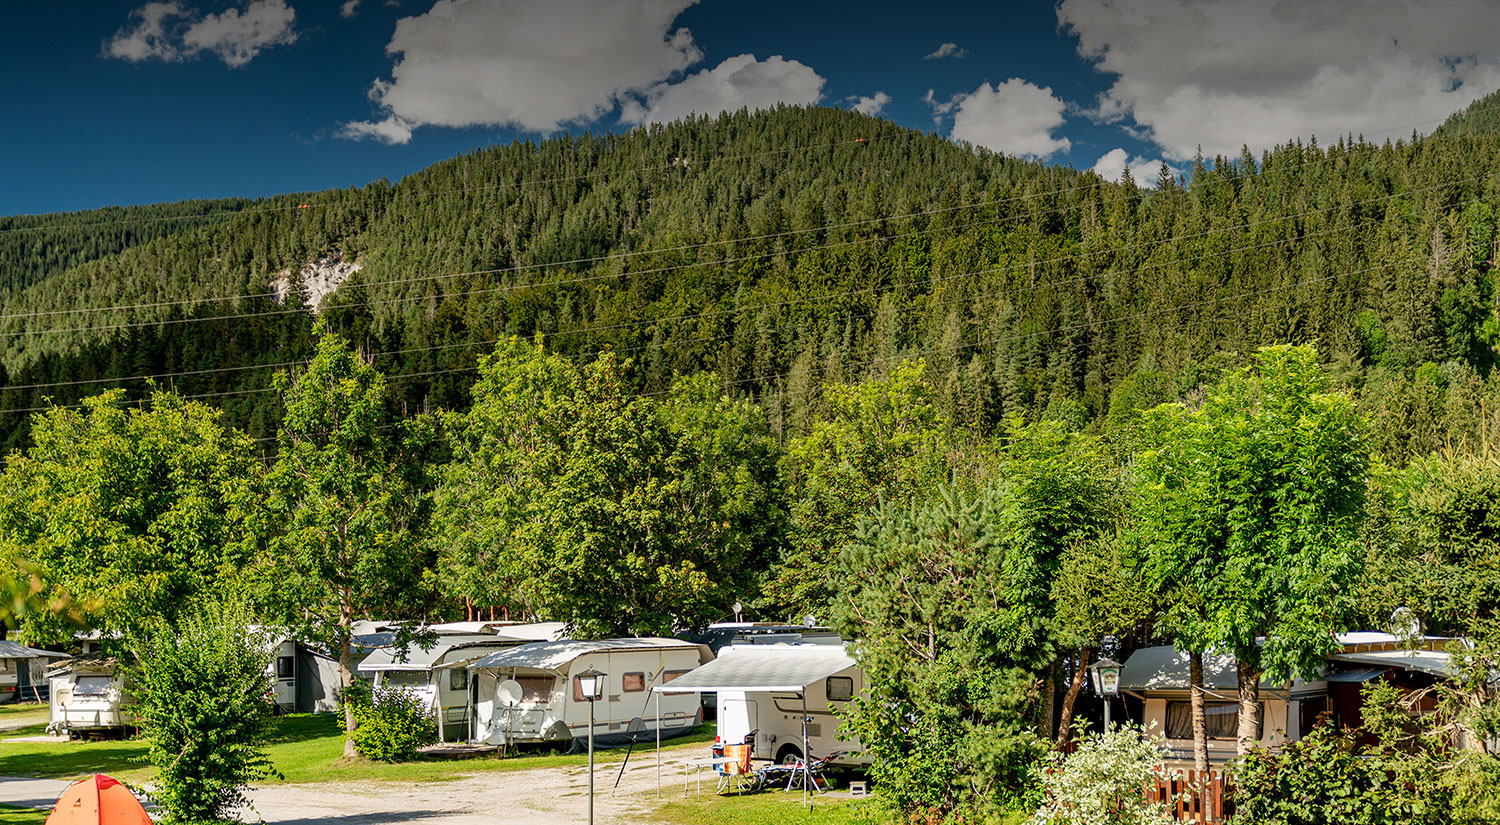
[45,774,152,825]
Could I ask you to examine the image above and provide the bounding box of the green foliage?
[1135,345,1371,683]
[128,599,276,824]
[433,337,783,636]
[1031,723,1175,825]
[0,389,263,648]
[1234,680,1500,825]
[342,681,437,763]
[836,485,1047,819]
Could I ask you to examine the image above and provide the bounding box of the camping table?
[683,758,717,799]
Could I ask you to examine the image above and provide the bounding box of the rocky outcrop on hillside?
[271,253,361,312]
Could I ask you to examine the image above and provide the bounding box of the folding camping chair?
[713,743,756,794]
[756,750,843,794]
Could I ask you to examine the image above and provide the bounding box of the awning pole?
[802,691,810,809]
[655,690,662,800]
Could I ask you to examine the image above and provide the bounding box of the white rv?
[359,634,532,742]
[653,643,870,766]
[266,637,342,714]
[468,638,712,747]
[48,658,135,738]
[0,640,68,704]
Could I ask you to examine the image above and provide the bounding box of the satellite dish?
[1390,607,1423,642]
[496,679,524,707]
[804,614,817,628]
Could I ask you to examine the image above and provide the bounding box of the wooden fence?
[1144,769,1234,824]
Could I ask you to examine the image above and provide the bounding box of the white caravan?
[468,638,712,747]
[48,658,135,738]
[653,643,870,766]
[266,637,342,714]
[0,640,68,704]
[359,634,532,742]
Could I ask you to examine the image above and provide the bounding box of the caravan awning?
[0,640,69,659]
[651,645,855,694]
[1329,649,1455,679]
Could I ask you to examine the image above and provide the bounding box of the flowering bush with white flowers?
[1031,723,1176,825]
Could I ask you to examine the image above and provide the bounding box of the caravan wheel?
[775,744,802,765]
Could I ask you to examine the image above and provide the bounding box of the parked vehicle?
[47,657,134,738]
[468,638,711,747]
[266,636,342,714]
[0,640,68,704]
[653,643,870,767]
[359,634,531,742]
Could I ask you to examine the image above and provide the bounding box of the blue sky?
[5,0,1500,216]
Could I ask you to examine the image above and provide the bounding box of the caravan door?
[272,642,296,710]
[718,690,757,748]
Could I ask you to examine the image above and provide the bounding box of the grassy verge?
[0,713,718,785]
[651,793,885,825]
[0,805,47,825]
[0,704,48,732]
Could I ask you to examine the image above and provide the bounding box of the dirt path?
[241,750,708,825]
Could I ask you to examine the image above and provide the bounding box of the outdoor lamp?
[1089,656,1122,697]
[577,665,606,702]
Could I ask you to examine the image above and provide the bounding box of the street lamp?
[576,666,606,825]
[1089,656,1122,730]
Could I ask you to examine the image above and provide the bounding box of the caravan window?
[622,672,645,693]
[662,670,689,683]
[383,671,428,688]
[826,676,854,702]
[276,656,294,679]
[517,676,554,702]
[0,659,8,673]
[1166,701,1262,740]
[74,675,112,696]
[449,669,468,692]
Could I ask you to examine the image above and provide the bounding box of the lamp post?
[1089,656,1122,730]
[577,665,606,825]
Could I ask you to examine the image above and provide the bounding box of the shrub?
[1031,723,1175,825]
[128,599,276,824]
[343,680,437,761]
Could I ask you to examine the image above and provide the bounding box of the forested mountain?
[1435,87,1500,137]
[4,103,1500,462]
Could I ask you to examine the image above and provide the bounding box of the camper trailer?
[48,658,134,738]
[0,640,68,704]
[468,638,711,747]
[653,643,870,767]
[360,635,531,742]
[266,637,342,713]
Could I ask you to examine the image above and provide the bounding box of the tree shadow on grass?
[262,810,447,825]
[0,738,150,780]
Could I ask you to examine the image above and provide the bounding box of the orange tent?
[45,774,152,825]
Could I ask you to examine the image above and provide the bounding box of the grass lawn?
[0,806,45,825]
[0,704,49,731]
[651,793,886,825]
[0,713,718,785]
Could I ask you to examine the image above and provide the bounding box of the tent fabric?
[470,638,708,673]
[1119,646,1282,691]
[1330,650,1455,678]
[649,645,855,693]
[0,640,69,660]
[46,774,151,825]
[358,636,517,672]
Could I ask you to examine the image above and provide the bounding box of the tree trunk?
[1057,646,1092,747]
[1189,651,1209,772]
[1236,653,1259,756]
[1042,662,1057,742]
[339,614,358,759]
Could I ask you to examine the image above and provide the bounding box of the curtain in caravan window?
[1166,701,1249,739]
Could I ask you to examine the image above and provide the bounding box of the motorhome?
[359,634,533,742]
[0,640,68,704]
[468,638,711,747]
[48,657,134,738]
[652,642,870,767]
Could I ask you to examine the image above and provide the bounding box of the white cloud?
[924,42,968,60]
[340,0,361,18]
[621,53,825,125]
[849,91,891,116]
[1091,148,1176,187]
[105,0,296,67]
[935,79,1071,159]
[1059,0,1500,161]
[343,0,706,142]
